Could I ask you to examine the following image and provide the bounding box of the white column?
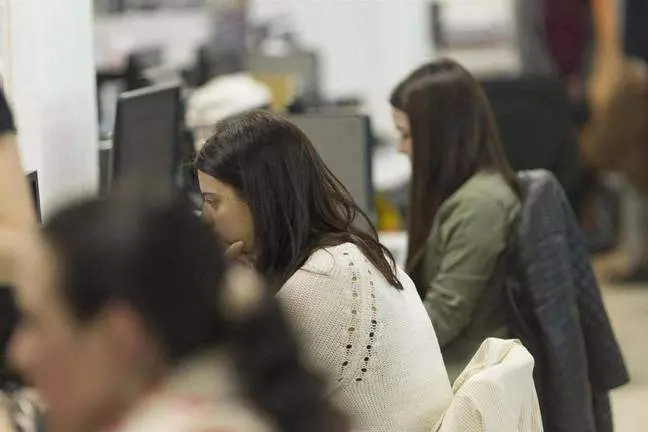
[7,0,99,219]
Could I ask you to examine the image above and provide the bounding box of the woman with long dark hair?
[6,189,343,432]
[390,59,521,381]
[196,110,452,432]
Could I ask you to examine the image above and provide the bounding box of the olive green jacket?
[421,171,520,382]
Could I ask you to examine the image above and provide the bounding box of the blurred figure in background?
[541,0,592,106]
[581,0,648,281]
[196,110,453,432]
[6,190,344,432]
[617,0,648,281]
[517,0,592,112]
[390,60,521,381]
[518,0,598,224]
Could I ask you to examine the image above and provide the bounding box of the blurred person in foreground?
[196,110,453,432]
[390,59,522,381]
[6,189,345,432]
[0,86,45,429]
[0,87,39,284]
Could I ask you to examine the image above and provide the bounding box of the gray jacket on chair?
[509,170,629,432]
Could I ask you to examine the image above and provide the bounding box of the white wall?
[94,9,211,70]
[7,0,99,219]
[250,0,432,135]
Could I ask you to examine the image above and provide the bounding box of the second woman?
[196,110,453,432]
[391,59,521,381]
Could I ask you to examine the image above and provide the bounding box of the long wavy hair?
[390,59,519,292]
[196,110,402,289]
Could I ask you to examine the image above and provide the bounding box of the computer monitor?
[26,171,41,223]
[247,53,321,105]
[288,114,375,223]
[113,82,182,191]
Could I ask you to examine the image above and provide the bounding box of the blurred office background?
[1,0,647,428]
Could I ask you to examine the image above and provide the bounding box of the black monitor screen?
[113,83,181,190]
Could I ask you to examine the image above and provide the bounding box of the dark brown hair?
[195,110,402,290]
[390,59,518,292]
[43,190,347,432]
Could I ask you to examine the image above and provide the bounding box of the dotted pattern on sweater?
[357,258,378,383]
[339,251,361,382]
[338,251,380,383]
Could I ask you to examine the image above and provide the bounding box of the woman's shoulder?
[442,171,520,218]
[279,243,386,298]
[297,242,368,278]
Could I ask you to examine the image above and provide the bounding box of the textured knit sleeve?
[423,198,510,347]
[276,248,374,392]
[0,90,15,135]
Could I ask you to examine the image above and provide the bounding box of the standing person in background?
[582,0,648,282]
[617,0,648,282]
[196,110,453,432]
[390,59,521,381]
[541,0,592,104]
[7,190,345,432]
[517,0,596,221]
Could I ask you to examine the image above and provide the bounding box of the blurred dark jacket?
[507,170,629,432]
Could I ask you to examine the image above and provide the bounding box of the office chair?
[482,77,589,213]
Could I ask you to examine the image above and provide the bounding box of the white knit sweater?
[277,243,453,432]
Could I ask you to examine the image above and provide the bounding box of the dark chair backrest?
[482,77,587,210]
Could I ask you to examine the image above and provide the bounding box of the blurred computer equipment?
[113,82,182,192]
[430,0,521,75]
[248,52,322,106]
[288,114,375,222]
